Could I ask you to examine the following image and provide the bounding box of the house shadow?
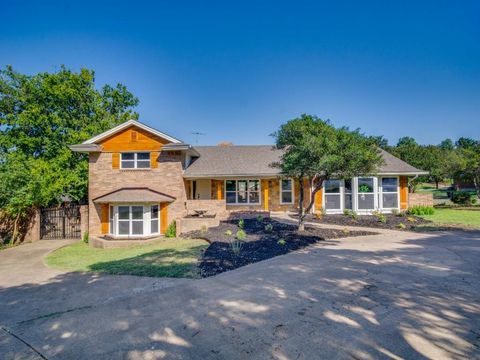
[0,230,479,359]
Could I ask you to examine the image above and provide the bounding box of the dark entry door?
[40,205,81,239]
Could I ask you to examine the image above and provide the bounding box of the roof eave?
[69,144,103,153]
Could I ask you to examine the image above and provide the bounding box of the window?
[225,180,260,204]
[324,179,341,210]
[344,179,353,210]
[151,205,159,234]
[280,179,294,204]
[357,177,375,210]
[381,177,399,209]
[120,152,150,169]
[109,205,114,235]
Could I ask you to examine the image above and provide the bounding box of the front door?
[193,179,211,200]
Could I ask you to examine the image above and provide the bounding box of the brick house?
[70,120,427,239]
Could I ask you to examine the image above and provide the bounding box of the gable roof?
[82,119,183,145]
[184,145,427,178]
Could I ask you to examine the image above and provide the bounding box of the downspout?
[408,175,419,193]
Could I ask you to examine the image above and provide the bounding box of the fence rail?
[40,205,81,239]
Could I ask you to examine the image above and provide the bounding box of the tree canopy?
[0,66,138,242]
[272,114,383,229]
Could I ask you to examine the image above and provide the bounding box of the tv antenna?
[191,131,205,145]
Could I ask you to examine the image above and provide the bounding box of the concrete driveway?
[1,229,480,359]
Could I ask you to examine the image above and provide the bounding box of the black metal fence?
[40,205,81,239]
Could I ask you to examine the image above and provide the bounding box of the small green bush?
[238,219,245,229]
[225,229,233,236]
[82,231,89,244]
[235,229,246,240]
[264,223,273,233]
[165,221,176,237]
[407,206,435,216]
[256,215,264,223]
[407,216,417,223]
[451,191,474,205]
[372,211,387,224]
[277,239,286,246]
[230,238,243,255]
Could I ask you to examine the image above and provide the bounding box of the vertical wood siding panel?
[262,179,269,211]
[151,152,159,168]
[400,176,408,210]
[112,153,120,169]
[100,204,109,234]
[315,187,323,212]
[160,203,168,234]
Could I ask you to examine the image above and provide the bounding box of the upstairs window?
[121,152,150,169]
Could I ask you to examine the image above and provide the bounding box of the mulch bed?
[181,218,375,277]
[294,213,432,230]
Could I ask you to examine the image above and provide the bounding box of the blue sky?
[2,1,479,146]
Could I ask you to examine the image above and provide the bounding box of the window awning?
[93,188,175,203]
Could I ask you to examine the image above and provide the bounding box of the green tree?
[272,114,383,230]
[0,66,138,243]
[455,140,480,198]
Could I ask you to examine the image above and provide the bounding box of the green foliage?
[358,184,372,193]
[235,229,246,241]
[230,238,244,256]
[372,211,387,223]
[277,239,286,246]
[264,223,274,233]
[407,216,417,223]
[238,218,245,229]
[256,215,264,223]
[343,209,358,219]
[407,206,435,216]
[82,231,89,244]
[0,66,138,242]
[396,223,407,229]
[272,114,383,229]
[225,229,233,236]
[451,191,474,205]
[165,221,176,238]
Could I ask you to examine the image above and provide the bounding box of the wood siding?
[262,179,269,211]
[100,126,169,152]
[100,204,109,234]
[400,176,408,210]
[314,187,323,212]
[160,203,168,234]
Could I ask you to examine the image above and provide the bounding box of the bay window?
[225,180,261,204]
[109,204,160,237]
[381,177,399,209]
[121,152,150,169]
[280,179,294,204]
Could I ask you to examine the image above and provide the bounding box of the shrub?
[407,206,435,216]
[82,231,89,244]
[264,223,273,233]
[277,239,286,246]
[165,221,176,237]
[407,216,417,223]
[225,229,233,236]
[343,209,358,220]
[235,229,246,240]
[230,238,243,255]
[451,191,474,205]
[372,211,387,224]
[396,223,406,229]
[256,215,264,223]
[238,219,245,229]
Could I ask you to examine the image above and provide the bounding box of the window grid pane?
[225,180,261,204]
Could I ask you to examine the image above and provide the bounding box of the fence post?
[80,205,89,241]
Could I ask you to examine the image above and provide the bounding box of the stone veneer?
[88,151,187,236]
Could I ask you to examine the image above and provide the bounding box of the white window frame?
[356,177,378,212]
[109,204,159,237]
[224,179,261,205]
[323,179,344,213]
[120,152,151,169]
[279,178,295,204]
[379,176,400,210]
[150,204,160,235]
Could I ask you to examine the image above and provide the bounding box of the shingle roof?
[183,145,427,178]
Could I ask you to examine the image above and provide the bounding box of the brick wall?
[88,151,188,236]
[408,193,434,207]
[186,200,228,219]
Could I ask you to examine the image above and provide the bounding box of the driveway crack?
[1,326,48,360]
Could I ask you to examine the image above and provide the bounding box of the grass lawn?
[419,208,480,229]
[45,238,209,278]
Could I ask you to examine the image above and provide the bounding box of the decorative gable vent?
[131,130,138,142]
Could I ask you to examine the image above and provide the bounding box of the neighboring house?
[70,120,427,239]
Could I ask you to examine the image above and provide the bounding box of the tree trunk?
[435,180,439,189]
[474,176,480,199]
[11,213,21,245]
[298,177,305,231]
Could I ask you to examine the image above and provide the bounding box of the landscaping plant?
[451,191,475,205]
[264,223,273,233]
[277,239,286,246]
[407,206,435,216]
[256,215,264,223]
[225,229,233,236]
[82,230,89,244]
[238,218,245,229]
[165,221,177,237]
[235,229,246,240]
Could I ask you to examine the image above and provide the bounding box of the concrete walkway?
[1,229,480,359]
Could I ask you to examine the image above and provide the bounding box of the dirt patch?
[294,213,431,231]
[181,218,375,277]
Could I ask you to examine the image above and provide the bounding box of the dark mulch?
[294,213,432,231]
[181,218,375,277]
